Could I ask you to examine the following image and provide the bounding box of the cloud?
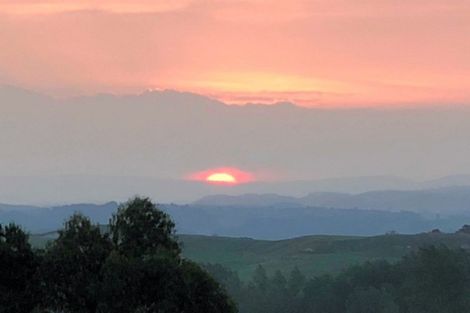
[0,0,195,15]
[0,0,469,106]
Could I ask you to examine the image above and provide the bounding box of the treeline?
[206,246,470,313]
[0,197,236,313]
[3,197,470,313]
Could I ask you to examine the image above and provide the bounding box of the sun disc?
[186,167,254,185]
[206,172,237,183]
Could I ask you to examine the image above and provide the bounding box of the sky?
[1,0,470,107]
[3,85,470,204]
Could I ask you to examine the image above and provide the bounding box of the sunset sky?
[1,0,469,107]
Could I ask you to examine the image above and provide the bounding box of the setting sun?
[206,173,237,184]
[187,167,254,185]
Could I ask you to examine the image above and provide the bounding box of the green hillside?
[31,231,470,280]
[179,232,470,280]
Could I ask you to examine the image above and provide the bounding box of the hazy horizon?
[3,3,470,312]
[2,1,470,203]
[2,85,470,204]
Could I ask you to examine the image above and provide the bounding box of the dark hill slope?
[31,230,470,280]
[179,232,470,280]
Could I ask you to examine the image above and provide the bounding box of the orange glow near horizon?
[188,168,254,185]
[1,0,470,107]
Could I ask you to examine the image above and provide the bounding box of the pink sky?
[1,0,469,107]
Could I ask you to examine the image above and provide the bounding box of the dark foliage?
[0,197,236,313]
[110,197,180,258]
[0,224,40,313]
[39,213,113,312]
[3,197,470,313]
[208,246,470,313]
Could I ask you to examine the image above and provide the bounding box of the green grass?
[178,233,470,280]
[30,231,470,281]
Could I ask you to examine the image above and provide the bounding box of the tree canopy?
[0,197,236,313]
[3,197,470,313]
[0,224,40,313]
[205,246,470,313]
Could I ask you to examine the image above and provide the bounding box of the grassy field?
[179,234,371,280]
[30,231,470,281]
[179,232,470,280]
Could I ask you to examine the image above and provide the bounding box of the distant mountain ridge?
[0,202,118,233]
[194,185,470,215]
[2,174,470,206]
[4,186,470,239]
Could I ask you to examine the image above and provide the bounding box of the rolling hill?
[195,186,470,214]
[4,189,470,238]
[30,231,470,281]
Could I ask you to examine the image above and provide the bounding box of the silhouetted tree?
[457,224,470,234]
[1,198,233,313]
[302,274,346,313]
[39,213,113,312]
[101,197,236,313]
[202,263,243,299]
[346,287,399,313]
[0,223,40,313]
[252,264,269,292]
[398,246,470,313]
[180,260,237,313]
[287,266,306,297]
[110,197,180,258]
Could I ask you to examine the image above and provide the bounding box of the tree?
[110,197,180,258]
[267,270,289,313]
[180,260,237,313]
[4,198,237,313]
[101,197,237,313]
[39,213,112,313]
[252,265,269,292]
[271,270,287,291]
[344,260,399,290]
[99,253,186,313]
[287,266,306,297]
[398,246,470,313]
[0,223,40,313]
[457,225,470,234]
[302,275,346,313]
[202,263,243,299]
[346,287,399,313]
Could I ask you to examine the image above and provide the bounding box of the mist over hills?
[3,85,470,237]
[3,85,470,204]
[2,174,470,206]
[0,202,118,233]
[195,185,470,215]
[3,185,470,238]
